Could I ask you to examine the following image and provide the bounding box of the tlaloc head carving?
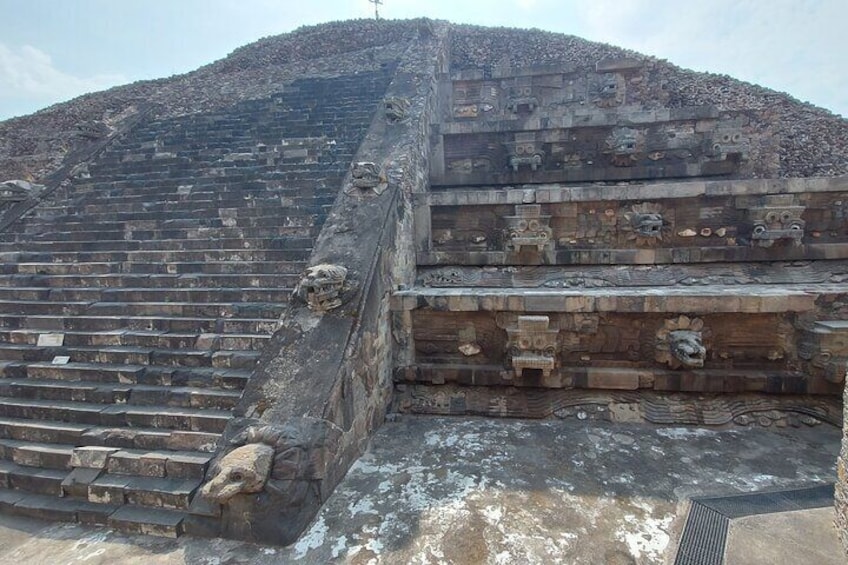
[297,264,348,311]
[749,206,805,247]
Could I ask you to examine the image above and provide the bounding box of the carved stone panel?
[743,195,805,247]
[798,321,848,384]
[503,204,553,254]
[505,315,559,378]
[505,134,545,171]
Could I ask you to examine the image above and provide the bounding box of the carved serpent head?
[669,330,707,368]
[200,419,341,507]
[200,443,275,503]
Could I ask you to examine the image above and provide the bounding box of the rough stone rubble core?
[0,18,844,554]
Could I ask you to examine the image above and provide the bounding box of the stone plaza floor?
[0,415,842,564]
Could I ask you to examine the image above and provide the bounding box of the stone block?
[61,467,103,498]
[586,370,640,390]
[107,450,168,477]
[71,446,119,469]
[108,506,184,538]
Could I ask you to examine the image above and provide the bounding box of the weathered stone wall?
[187,23,447,545]
[449,24,848,178]
[838,379,848,556]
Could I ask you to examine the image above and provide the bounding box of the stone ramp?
[0,69,394,535]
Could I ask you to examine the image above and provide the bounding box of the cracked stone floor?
[0,415,842,564]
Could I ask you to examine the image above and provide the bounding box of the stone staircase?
[0,69,393,535]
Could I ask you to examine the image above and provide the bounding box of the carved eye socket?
[780,211,793,222]
[229,471,244,482]
[732,133,742,143]
[722,134,731,143]
[789,222,804,231]
[519,337,531,349]
[517,220,529,231]
[766,212,779,223]
[713,144,722,153]
[533,336,547,349]
[753,224,767,235]
[516,145,526,155]
[528,219,540,231]
[523,87,532,96]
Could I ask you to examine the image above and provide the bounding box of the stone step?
[88,473,202,511]
[36,194,337,215]
[32,204,328,224]
[0,397,232,433]
[8,259,306,275]
[2,328,269,350]
[17,211,323,233]
[0,489,119,526]
[0,438,73,470]
[10,224,318,242]
[0,378,242,410]
[0,459,66,495]
[0,236,315,253]
[0,286,293,304]
[0,272,299,289]
[0,313,277,335]
[0,299,284,318]
[24,362,250,390]
[11,248,312,263]
[0,416,219,452]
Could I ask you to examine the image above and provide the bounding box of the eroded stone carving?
[75,120,112,140]
[656,316,707,369]
[505,136,544,171]
[348,162,388,195]
[503,204,553,253]
[297,264,348,311]
[505,315,559,378]
[709,127,749,161]
[200,443,275,502]
[621,202,666,246]
[798,321,848,384]
[594,73,624,108]
[506,85,539,113]
[385,97,410,122]
[747,203,805,247]
[605,127,645,166]
[200,418,343,544]
[1,180,43,202]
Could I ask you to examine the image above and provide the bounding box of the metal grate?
[673,483,833,565]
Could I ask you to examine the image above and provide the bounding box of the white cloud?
[0,42,127,116]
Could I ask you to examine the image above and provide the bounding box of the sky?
[0,0,845,121]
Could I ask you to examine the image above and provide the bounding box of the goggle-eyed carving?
[505,315,559,378]
[503,204,553,253]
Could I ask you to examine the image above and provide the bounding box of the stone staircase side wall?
[837,380,848,556]
[187,24,447,545]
